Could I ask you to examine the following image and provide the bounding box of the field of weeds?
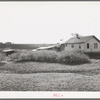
[0,59,100,91]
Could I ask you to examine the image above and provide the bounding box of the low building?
[2,49,16,56]
[32,43,65,52]
[65,35,100,52]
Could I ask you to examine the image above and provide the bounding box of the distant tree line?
[0,42,54,50]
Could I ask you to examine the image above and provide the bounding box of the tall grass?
[9,50,90,65]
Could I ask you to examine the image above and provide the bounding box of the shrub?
[9,52,21,61]
[0,52,5,63]
[18,50,58,63]
[9,50,90,65]
[58,51,89,64]
[0,53,2,63]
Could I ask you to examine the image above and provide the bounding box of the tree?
[5,42,12,44]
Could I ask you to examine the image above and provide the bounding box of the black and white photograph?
[0,1,100,97]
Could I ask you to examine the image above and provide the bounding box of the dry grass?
[0,59,100,91]
[0,61,99,75]
[0,73,100,91]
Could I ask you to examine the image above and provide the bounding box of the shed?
[2,49,16,56]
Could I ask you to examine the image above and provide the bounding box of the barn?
[65,35,100,53]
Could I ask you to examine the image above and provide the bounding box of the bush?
[0,52,5,63]
[9,50,90,65]
[57,51,89,64]
[17,50,58,63]
[9,52,19,61]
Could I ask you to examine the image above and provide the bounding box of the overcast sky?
[0,2,100,44]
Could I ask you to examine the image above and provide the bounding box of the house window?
[94,43,98,49]
[87,43,89,49]
[71,44,74,48]
[79,44,81,49]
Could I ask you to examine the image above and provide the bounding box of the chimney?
[76,34,80,39]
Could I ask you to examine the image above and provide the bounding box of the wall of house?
[65,43,85,52]
[84,38,100,52]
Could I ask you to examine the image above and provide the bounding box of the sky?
[0,2,100,44]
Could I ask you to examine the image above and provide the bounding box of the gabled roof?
[65,35,100,44]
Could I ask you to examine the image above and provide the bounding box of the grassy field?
[0,59,100,91]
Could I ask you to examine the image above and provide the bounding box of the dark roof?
[65,35,100,44]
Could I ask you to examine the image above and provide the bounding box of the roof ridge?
[69,35,94,38]
[65,35,99,43]
[81,35,94,37]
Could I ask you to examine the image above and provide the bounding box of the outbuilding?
[2,49,16,56]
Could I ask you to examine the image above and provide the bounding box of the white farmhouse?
[65,35,100,52]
